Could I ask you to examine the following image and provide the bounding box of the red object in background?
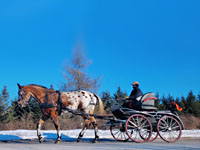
[171,102,183,111]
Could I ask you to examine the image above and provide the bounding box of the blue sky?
[0,0,200,100]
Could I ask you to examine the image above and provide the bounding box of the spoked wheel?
[157,116,182,143]
[139,126,158,142]
[148,131,158,142]
[140,131,158,142]
[126,114,152,143]
[110,123,129,142]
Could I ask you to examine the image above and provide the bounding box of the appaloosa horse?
[17,83,104,143]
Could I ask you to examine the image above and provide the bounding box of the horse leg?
[77,117,90,142]
[51,112,61,144]
[37,115,49,143]
[90,116,99,143]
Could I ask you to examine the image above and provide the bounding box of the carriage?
[105,93,184,143]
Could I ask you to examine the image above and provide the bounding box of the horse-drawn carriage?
[17,84,184,143]
[106,93,184,143]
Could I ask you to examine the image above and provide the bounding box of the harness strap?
[40,89,56,108]
[39,90,62,113]
[56,90,62,115]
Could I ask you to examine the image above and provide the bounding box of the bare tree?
[61,47,101,93]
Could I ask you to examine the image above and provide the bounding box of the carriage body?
[108,93,184,143]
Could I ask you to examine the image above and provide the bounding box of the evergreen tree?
[198,92,200,103]
[167,94,175,110]
[0,86,9,121]
[155,93,160,109]
[159,95,167,110]
[185,91,200,117]
[3,99,21,122]
[193,101,200,117]
[101,91,113,113]
[113,87,127,105]
[185,91,196,114]
[0,96,3,118]
[181,96,187,113]
[0,86,9,111]
[175,97,180,104]
[29,98,41,122]
[5,98,31,122]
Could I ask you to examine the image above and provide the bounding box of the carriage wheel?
[126,114,152,143]
[148,131,158,142]
[157,116,182,143]
[110,123,129,142]
[139,131,158,142]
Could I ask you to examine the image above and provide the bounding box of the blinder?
[18,88,30,107]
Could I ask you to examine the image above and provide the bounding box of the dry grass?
[180,114,200,129]
[0,114,199,130]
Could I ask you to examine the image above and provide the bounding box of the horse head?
[17,83,32,107]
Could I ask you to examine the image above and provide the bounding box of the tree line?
[0,85,200,126]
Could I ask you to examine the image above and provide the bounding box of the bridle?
[18,88,28,106]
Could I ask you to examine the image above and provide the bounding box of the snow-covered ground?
[0,129,199,141]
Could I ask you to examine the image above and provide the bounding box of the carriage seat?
[139,92,158,110]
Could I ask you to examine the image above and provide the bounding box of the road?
[0,138,199,150]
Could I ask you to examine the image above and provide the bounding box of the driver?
[123,81,143,109]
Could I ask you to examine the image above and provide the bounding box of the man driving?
[123,81,143,109]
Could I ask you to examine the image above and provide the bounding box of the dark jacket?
[122,87,143,110]
[129,87,143,100]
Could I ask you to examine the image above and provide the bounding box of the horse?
[17,83,104,143]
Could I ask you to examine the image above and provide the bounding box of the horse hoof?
[92,140,97,143]
[39,138,44,143]
[77,138,81,143]
[55,140,61,144]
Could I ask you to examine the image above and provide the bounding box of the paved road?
[0,138,199,150]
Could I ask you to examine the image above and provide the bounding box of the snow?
[0,129,199,141]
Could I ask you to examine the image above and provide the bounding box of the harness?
[39,90,62,115]
[56,90,62,115]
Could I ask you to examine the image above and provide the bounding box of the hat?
[132,81,139,85]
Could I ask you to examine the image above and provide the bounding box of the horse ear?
[17,83,22,89]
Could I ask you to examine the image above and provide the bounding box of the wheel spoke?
[117,132,121,139]
[129,120,137,127]
[122,132,127,140]
[170,130,179,136]
[171,125,180,130]
[140,130,149,139]
[113,130,120,135]
[142,124,151,129]
[140,120,147,127]
[127,124,137,129]
[170,121,177,128]
[160,121,168,127]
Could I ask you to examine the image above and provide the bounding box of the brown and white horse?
[17,83,104,143]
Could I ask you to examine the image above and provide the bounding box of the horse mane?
[28,84,48,89]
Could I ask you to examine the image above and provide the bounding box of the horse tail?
[94,94,104,115]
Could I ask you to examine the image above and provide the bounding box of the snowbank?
[0,129,199,141]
